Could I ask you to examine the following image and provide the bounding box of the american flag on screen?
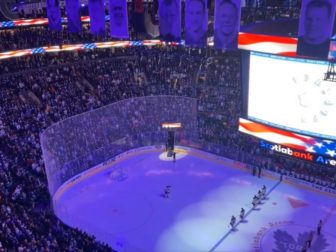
[239,118,336,158]
[238,33,298,56]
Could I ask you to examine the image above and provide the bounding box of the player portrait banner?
[88,0,106,35]
[297,0,336,59]
[185,0,208,47]
[214,0,241,50]
[65,0,82,33]
[109,0,129,39]
[46,0,62,31]
[159,0,181,42]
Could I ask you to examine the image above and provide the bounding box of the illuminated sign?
[239,118,336,159]
[260,140,336,167]
[161,122,182,129]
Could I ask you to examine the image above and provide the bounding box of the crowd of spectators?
[1,42,335,250]
[0,25,124,53]
[0,45,202,250]
[0,64,113,250]
[241,5,301,25]
[0,2,304,52]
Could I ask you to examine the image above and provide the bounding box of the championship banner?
[88,0,106,35]
[297,0,336,59]
[214,0,241,50]
[46,0,62,31]
[159,0,181,42]
[109,0,129,38]
[185,0,208,47]
[65,0,82,33]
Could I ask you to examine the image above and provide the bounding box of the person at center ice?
[163,185,171,198]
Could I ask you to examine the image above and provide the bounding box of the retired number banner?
[185,0,208,47]
[159,0,181,42]
[297,0,336,59]
[88,0,106,35]
[46,0,62,31]
[65,0,82,33]
[109,0,129,39]
[214,0,241,50]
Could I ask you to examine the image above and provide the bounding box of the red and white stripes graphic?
[238,33,298,56]
[239,118,316,152]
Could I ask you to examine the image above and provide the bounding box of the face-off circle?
[256,222,336,251]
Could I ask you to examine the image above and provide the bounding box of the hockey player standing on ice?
[317,220,323,235]
[163,185,171,198]
[239,208,245,221]
[307,231,314,248]
[252,165,256,176]
[230,215,236,230]
[258,166,262,178]
[257,190,263,203]
[261,185,266,199]
[252,195,258,209]
[173,151,176,162]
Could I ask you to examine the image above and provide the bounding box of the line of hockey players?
[252,185,267,209]
[229,185,267,230]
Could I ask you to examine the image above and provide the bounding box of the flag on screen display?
[238,33,298,56]
[239,118,336,158]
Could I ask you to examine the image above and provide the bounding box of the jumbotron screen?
[248,52,336,140]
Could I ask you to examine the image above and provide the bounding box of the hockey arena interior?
[1,0,336,251]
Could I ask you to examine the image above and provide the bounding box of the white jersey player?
[257,190,263,203]
[261,185,266,199]
[163,185,171,198]
[230,215,236,229]
[252,195,258,209]
[240,208,245,221]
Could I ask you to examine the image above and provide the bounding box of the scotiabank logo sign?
[260,140,336,167]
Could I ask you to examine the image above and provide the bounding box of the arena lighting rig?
[324,59,336,82]
[161,122,182,129]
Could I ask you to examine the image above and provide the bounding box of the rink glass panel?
[40,96,198,196]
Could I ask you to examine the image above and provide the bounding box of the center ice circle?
[260,223,336,251]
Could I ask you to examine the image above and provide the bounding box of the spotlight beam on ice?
[208,179,282,252]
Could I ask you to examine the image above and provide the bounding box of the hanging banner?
[46,0,62,31]
[214,0,241,50]
[297,0,336,59]
[159,0,181,42]
[88,0,106,35]
[185,0,208,47]
[135,0,145,13]
[65,0,82,33]
[109,0,129,38]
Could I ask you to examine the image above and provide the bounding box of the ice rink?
[53,147,336,252]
